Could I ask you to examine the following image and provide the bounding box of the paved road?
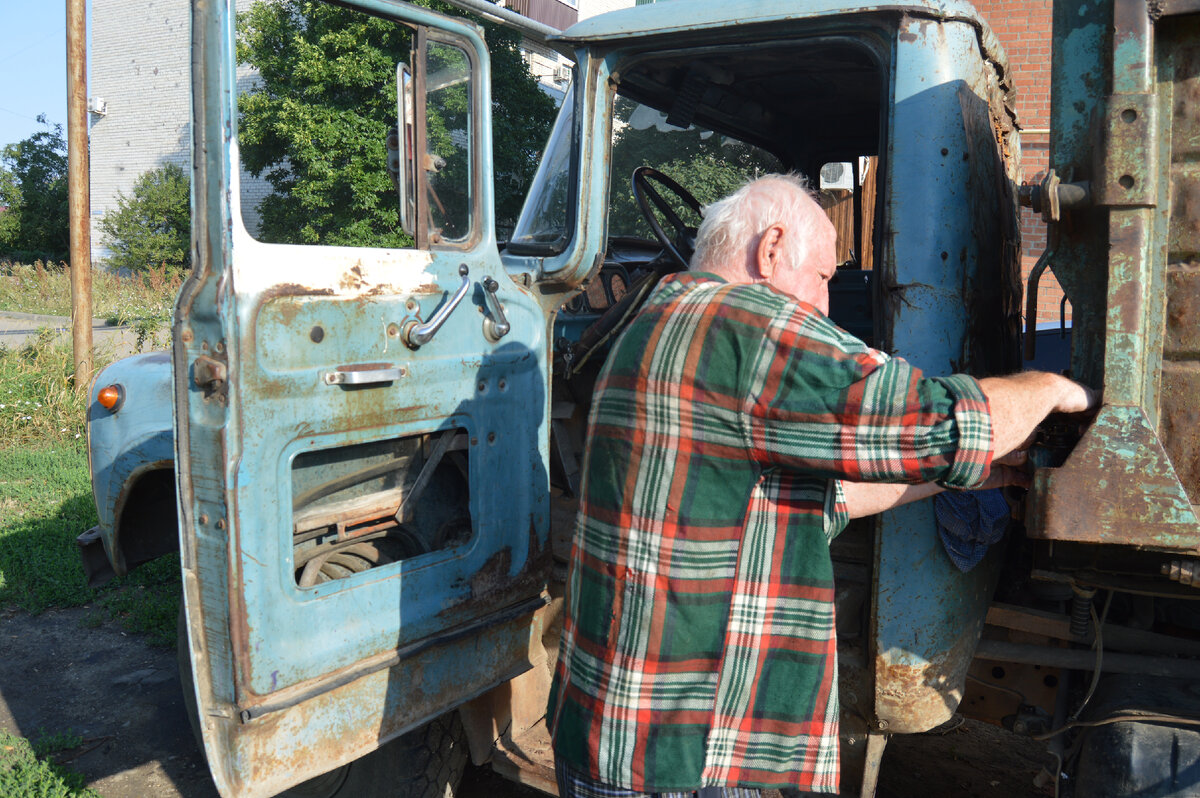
[0,311,150,359]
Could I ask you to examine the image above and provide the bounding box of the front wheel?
[177,608,468,797]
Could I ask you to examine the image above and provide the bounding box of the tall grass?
[0,260,181,325]
[0,330,110,446]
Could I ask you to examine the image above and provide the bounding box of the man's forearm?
[977,371,1096,458]
[842,480,944,519]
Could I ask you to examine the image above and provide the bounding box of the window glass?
[607,95,782,240]
[509,84,574,251]
[424,39,473,244]
[234,3,475,249]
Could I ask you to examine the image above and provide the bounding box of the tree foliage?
[607,98,782,241]
[236,0,557,247]
[99,163,191,272]
[0,116,69,263]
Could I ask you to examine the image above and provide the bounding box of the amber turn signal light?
[97,384,124,412]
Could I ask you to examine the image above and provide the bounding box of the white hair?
[690,173,825,279]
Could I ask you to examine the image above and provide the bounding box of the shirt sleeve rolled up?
[742,296,993,489]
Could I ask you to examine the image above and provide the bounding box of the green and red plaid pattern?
[548,272,993,793]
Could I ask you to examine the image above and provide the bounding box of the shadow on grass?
[0,490,100,613]
[0,452,210,797]
[0,448,180,644]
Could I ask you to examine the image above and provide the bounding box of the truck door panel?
[178,2,550,795]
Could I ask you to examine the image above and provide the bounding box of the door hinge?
[1095,93,1158,208]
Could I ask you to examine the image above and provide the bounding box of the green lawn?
[0,334,181,796]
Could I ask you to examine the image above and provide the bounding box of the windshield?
[510,88,783,254]
[607,96,782,239]
[509,84,575,253]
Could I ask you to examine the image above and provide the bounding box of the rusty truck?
[78,0,1200,795]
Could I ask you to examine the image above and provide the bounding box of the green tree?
[606,97,781,241]
[99,163,191,272]
[236,0,556,246]
[0,115,69,263]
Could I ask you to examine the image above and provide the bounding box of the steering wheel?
[632,166,703,269]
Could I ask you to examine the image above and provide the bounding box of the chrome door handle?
[403,265,470,348]
[323,366,408,386]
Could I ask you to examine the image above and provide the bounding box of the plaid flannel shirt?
[548,272,993,793]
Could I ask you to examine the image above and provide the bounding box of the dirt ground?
[0,605,1051,798]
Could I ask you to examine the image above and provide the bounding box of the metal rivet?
[216,519,226,530]
[310,326,325,343]
[198,514,209,525]
[498,379,507,390]
[387,323,400,338]
[201,341,209,351]
[470,437,479,446]
[215,341,226,353]
[487,432,496,444]
[875,719,889,731]
[477,381,487,392]
[940,147,949,156]
[406,299,418,311]
[181,329,193,343]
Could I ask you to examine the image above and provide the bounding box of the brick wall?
[971,0,1070,328]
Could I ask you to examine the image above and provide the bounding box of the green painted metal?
[1026,0,1200,552]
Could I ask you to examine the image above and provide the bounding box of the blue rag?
[933,489,1010,572]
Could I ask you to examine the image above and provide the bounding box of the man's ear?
[756,223,785,281]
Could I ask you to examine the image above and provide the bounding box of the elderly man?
[547,174,1095,796]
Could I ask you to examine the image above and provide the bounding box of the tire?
[177,608,468,797]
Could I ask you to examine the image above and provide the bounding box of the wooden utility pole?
[67,0,93,390]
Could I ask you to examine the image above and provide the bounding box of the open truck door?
[175,1,555,795]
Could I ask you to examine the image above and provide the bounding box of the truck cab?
[79,0,1200,796]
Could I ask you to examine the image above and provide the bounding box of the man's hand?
[978,372,1100,460]
[979,447,1032,490]
[1053,377,1099,415]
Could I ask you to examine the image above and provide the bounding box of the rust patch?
[471,548,514,601]
[258,284,336,301]
[1111,275,1145,330]
[1161,364,1200,505]
[449,519,552,620]
[1165,265,1200,354]
[339,263,368,292]
[1027,406,1200,548]
[874,628,977,733]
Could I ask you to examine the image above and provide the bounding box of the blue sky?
[0,1,74,149]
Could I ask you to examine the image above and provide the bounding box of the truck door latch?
[193,353,228,396]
